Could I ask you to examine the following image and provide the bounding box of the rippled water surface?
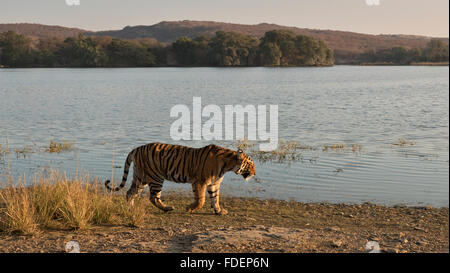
[0,67,448,206]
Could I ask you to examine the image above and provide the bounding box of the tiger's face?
[234,149,256,181]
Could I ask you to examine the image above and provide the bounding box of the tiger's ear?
[236,149,243,159]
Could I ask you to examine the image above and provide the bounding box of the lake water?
[0,66,448,207]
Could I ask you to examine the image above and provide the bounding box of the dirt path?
[0,195,448,253]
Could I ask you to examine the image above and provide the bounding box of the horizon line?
[1,19,449,39]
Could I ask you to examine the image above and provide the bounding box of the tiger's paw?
[186,205,196,213]
[215,208,228,215]
[163,206,174,212]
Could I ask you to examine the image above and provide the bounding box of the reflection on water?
[0,66,448,207]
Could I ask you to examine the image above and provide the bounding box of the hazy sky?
[0,0,448,37]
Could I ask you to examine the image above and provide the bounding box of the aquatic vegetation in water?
[234,138,365,164]
[1,139,75,162]
[322,143,345,151]
[14,145,34,159]
[0,144,10,158]
[0,138,11,160]
[322,143,363,154]
[1,140,35,160]
[46,140,74,153]
[391,138,416,147]
[236,138,303,163]
[351,144,363,153]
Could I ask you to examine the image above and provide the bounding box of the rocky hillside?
[0,23,88,39]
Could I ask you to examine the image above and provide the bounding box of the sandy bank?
[0,193,447,253]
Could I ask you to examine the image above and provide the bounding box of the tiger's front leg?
[207,177,227,215]
[186,182,206,213]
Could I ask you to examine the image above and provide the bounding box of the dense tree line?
[0,30,334,67]
[360,39,449,65]
[259,30,334,66]
[0,31,160,67]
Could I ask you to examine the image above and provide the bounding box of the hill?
[0,23,88,39]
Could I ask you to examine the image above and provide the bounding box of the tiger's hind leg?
[126,172,145,206]
[148,179,174,212]
[186,182,207,213]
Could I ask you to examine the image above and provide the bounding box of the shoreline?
[356,62,449,66]
[1,63,449,69]
[1,193,448,253]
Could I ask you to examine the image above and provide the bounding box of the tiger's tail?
[105,149,135,192]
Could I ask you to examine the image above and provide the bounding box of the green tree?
[34,36,65,67]
[260,42,282,65]
[172,36,197,65]
[0,30,336,67]
[56,34,107,67]
[210,31,259,66]
[0,31,34,67]
[105,38,156,67]
[259,30,334,66]
[424,39,449,62]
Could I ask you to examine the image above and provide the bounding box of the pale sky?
[0,0,448,37]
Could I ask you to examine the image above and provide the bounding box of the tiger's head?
[233,149,256,181]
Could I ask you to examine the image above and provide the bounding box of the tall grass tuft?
[92,186,115,225]
[116,196,149,228]
[0,180,38,235]
[57,177,95,230]
[32,179,64,228]
[0,171,150,232]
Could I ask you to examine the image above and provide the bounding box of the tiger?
[105,143,256,215]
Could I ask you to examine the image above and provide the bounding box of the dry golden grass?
[116,197,149,228]
[0,171,151,234]
[32,178,64,228]
[57,179,95,230]
[0,181,38,235]
[92,189,115,225]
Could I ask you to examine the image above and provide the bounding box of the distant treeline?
[0,30,334,67]
[360,39,449,65]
